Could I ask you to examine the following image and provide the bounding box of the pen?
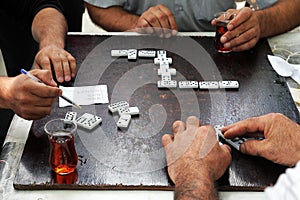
[20,69,81,109]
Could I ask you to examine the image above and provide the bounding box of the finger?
[142,11,163,36]
[31,69,57,87]
[231,37,258,52]
[223,116,267,138]
[172,120,185,136]
[239,139,266,156]
[50,53,64,83]
[162,134,174,147]
[185,116,200,131]
[136,18,154,34]
[220,143,232,153]
[60,54,71,82]
[66,53,76,78]
[156,4,177,36]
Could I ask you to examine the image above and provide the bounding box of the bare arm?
[32,7,67,51]
[213,0,300,51]
[85,3,139,31]
[256,0,300,38]
[31,8,76,83]
[162,116,231,200]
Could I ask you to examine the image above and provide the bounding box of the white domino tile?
[76,113,102,130]
[117,114,131,128]
[199,81,219,89]
[158,68,176,76]
[157,80,177,88]
[128,49,137,60]
[64,111,77,124]
[108,101,130,113]
[138,50,156,58]
[219,81,239,89]
[179,81,199,89]
[111,50,128,57]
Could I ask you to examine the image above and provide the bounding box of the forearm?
[0,77,12,109]
[85,4,139,31]
[31,7,67,49]
[175,175,218,200]
[256,0,300,38]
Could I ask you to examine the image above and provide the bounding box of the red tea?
[214,20,232,53]
[49,132,78,175]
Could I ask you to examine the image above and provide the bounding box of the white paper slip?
[59,85,109,107]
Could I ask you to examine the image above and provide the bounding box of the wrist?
[175,174,217,200]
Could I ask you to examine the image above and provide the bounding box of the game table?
[1,32,300,200]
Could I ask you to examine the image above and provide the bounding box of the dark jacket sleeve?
[0,0,63,31]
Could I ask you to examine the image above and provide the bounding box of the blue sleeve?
[84,0,127,8]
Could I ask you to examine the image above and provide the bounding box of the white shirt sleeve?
[265,161,300,200]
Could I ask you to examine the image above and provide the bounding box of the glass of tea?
[214,12,234,53]
[44,119,78,175]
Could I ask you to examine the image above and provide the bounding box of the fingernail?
[220,36,227,43]
[227,24,234,30]
[165,33,172,38]
[58,77,63,83]
[172,30,178,35]
[65,76,70,82]
[224,43,231,48]
[71,73,75,78]
[51,79,57,86]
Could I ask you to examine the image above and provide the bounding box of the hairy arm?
[256,0,300,38]
[175,175,217,200]
[32,7,67,49]
[85,3,139,31]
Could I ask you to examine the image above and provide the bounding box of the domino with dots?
[199,81,219,89]
[179,81,199,89]
[76,113,102,130]
[64,111,77,124]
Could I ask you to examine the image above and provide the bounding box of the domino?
[154,57,172,65]
[161,74,172,81]
[117,114,131,128]
[118,106,140,116]
[158,68,176,76]
[219,81,239,89]
[76,113,102,130]
[199,81,219,89]
[108,101,130,113]
[111,50,128,57]
[157,80,177,88]
[128,49,137,60]
[64,111,77,124]
[178,81,199,89]
[138,50,156,58]
[157,50,167,58]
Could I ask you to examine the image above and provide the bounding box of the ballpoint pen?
[20,69,81,109]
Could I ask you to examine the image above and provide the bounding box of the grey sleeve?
[84,0,127,8]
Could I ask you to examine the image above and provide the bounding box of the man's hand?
[2,69,61,120]
[34,45,76,83]
[162,116,231,199]
[212,7,261,51]
[223,113,300,166]
[136,4,178,38]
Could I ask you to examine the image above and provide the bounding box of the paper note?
[59,85,109,107]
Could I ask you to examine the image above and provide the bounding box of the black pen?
[21,69,81,109]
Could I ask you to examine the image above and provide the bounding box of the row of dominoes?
[108,101,139,129]
[111,49,156,60]
[155,50,178,88]
[179,80,239,89]
[64,112,102,130]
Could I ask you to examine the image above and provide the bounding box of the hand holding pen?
[21,69,81,109]
[1,69,62,120]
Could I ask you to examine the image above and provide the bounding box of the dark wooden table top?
[14,35,300,191]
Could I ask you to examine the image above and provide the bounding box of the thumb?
[240,140,266,157]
